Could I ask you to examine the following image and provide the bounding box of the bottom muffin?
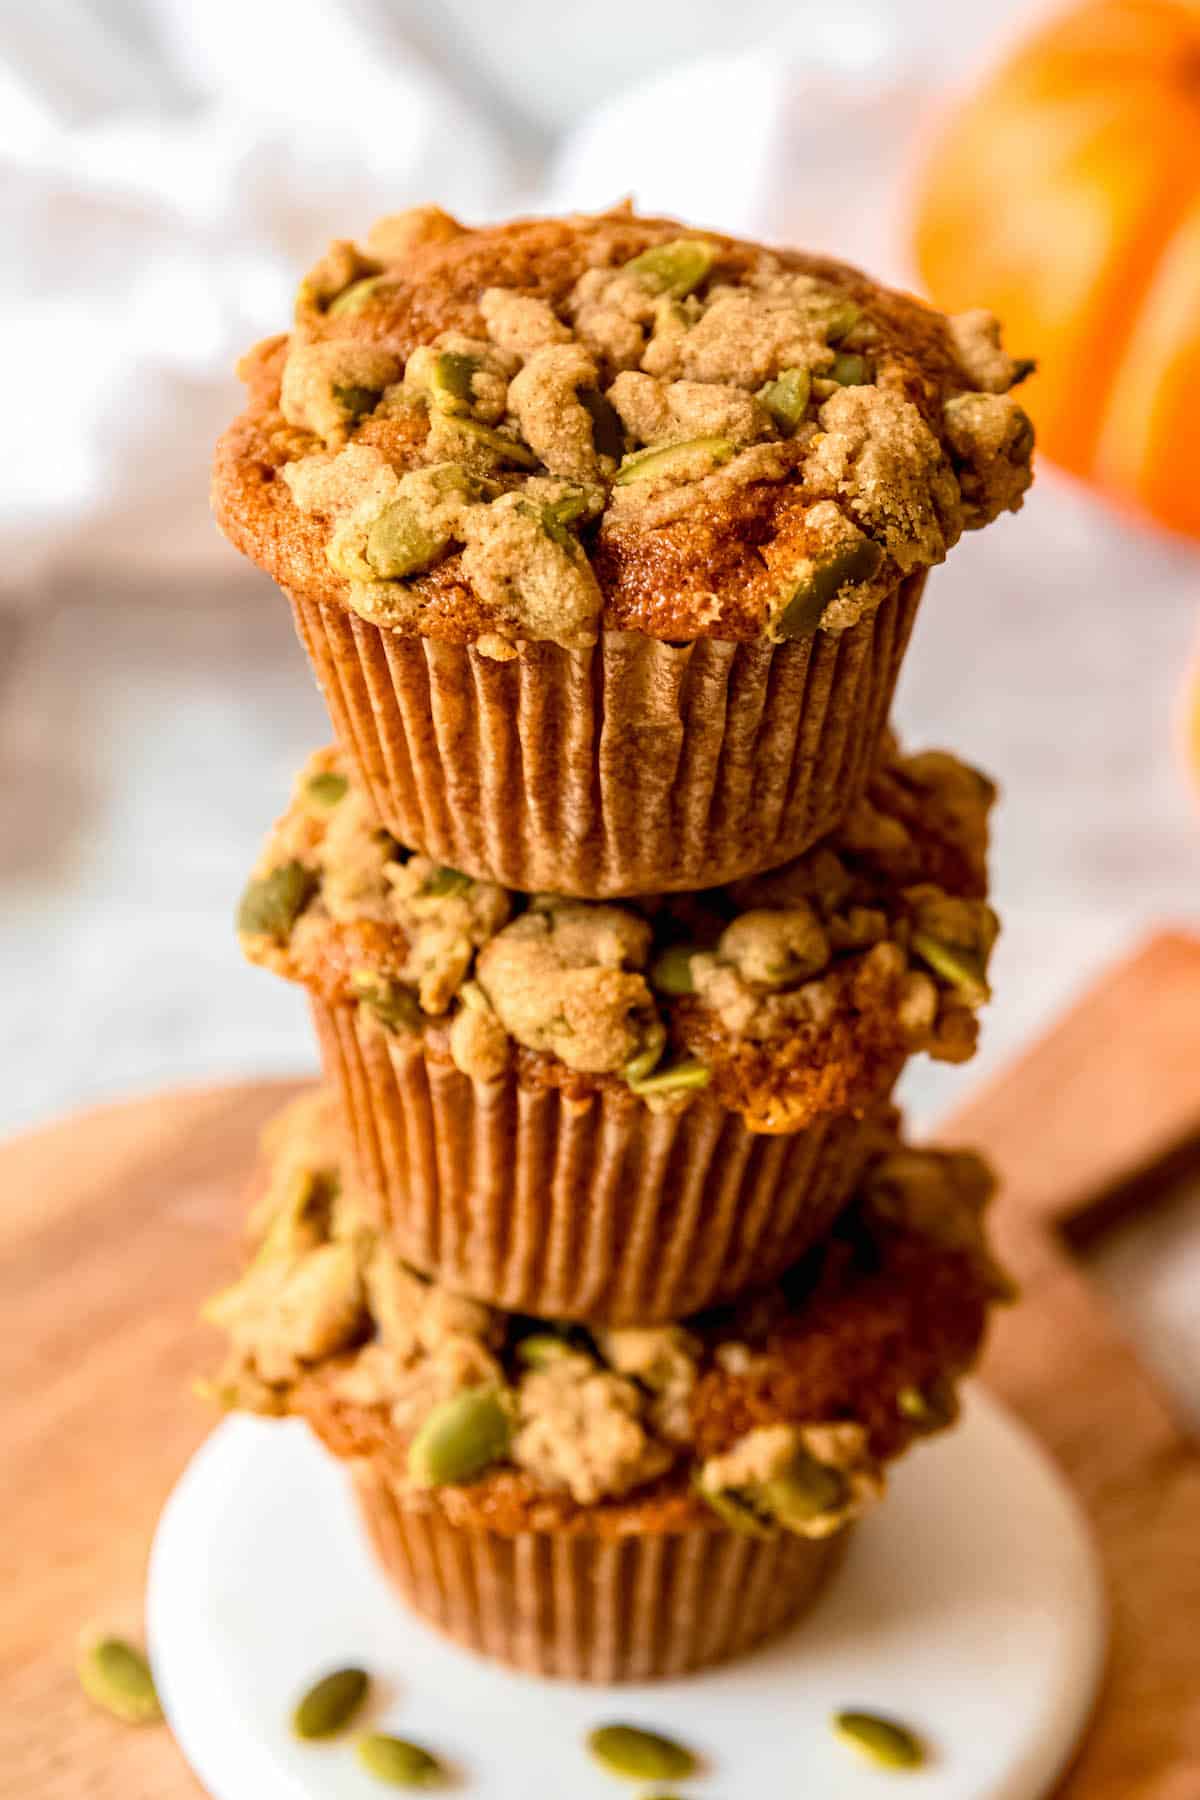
[204,1090,1009,1681]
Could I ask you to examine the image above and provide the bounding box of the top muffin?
[214,205,1034,658]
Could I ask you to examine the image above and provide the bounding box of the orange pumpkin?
[913,0,1200,539]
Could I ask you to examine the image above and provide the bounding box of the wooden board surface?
[3,935,1200,1798]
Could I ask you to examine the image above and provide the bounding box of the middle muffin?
[239,738,996,1322]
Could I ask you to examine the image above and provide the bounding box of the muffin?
[236,738,997,1322]
[204,1090,1007,1681]
[213,204,1033,896]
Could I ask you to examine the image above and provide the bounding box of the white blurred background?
[1,0,1197,1137]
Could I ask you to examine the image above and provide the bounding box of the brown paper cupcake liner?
[315,998,890,1325]
[289,574,923,897]
[352,1461,847,1682]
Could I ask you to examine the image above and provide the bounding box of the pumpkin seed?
[421,864,473,898]
[624,238,716,297]
[364,500,449,579]
[897,1379,957,1431]
[237,862,316,939]
[910,932,991,1006]
[613,436,733,487]
[823,298,863,343]
[763,1451,847,1526]
[696,1479,776,1538]
[292,1666,369,1739]
[648,944,697,997]
[441,417,539,468]
[828,352,871,386]
[328,275,389,317]
[622,1021,667,1086]
[774,536,883,639]
[516,1332,581,1370]
[429,350,478,414]
[305,770,348,808]
[357,1733,445,1786]
[408,1384,512,1487]
[626,1057,710,1098]
[78,1636,162,1726]
[833,1710,926,1770]
[758,366,811,432]
[587,1723,698,1781]
[332,383,381,420]
[349,970,423,1034]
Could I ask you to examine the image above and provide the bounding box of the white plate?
[148,1386,1105,1799]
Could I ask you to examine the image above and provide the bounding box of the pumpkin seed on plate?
[408,1384,512,1487]
[291,1666,369,1739]
[78,1635,162,1725]
[357,1733,445,1787]
[833,1710,926,1770]
[586,1723,698,1781]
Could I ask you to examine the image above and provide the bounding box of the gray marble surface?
[1,470,1198,1144]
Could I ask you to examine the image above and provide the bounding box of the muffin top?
[213,205,1034,655]
[238,736,998,1132]
[204,1091,1007,1537]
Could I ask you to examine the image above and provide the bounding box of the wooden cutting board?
[2,934,1199,1799]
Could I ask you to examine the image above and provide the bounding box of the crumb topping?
[238,738,998,1130]
[203,1091,1003,1524]
[216,208,1034,652]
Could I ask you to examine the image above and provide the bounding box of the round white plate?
[148,1386,1105,1799]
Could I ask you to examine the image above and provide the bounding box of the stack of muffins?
[206,205,1032,1682]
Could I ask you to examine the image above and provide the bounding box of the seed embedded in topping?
[516,1332,584,1370]
[359,501,451,581]
[292,1667,370,1740]
[586,1723,699,1781]
[428,351,479,415]
[625,1057,710,1098]
[827,351,871,387]
[407,1384,512,1487]
[305,771,348,808]
[327,274,391,317]
[332,383,381,421]
[421,865,473,898]
[613,435,734,486]
[910,932,991,1006]
[758,365,811,432]
[774,537,884,640]
[833,1710,926,1770]
[762,1450,848,1526]
[435,416,539,469]
[237,862,317,940]
[349,970,423,1033]
[621,1021,667,1086]
[648,944,697,997]
[624,238,717,298]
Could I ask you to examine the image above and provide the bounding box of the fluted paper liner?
[289,574,923,897]
[353,1462,847,1682]
[314,998,888,1325]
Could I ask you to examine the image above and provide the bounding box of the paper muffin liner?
[352,1461,848,1682]
[288,574,923,898]
[314,998,890,1325]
